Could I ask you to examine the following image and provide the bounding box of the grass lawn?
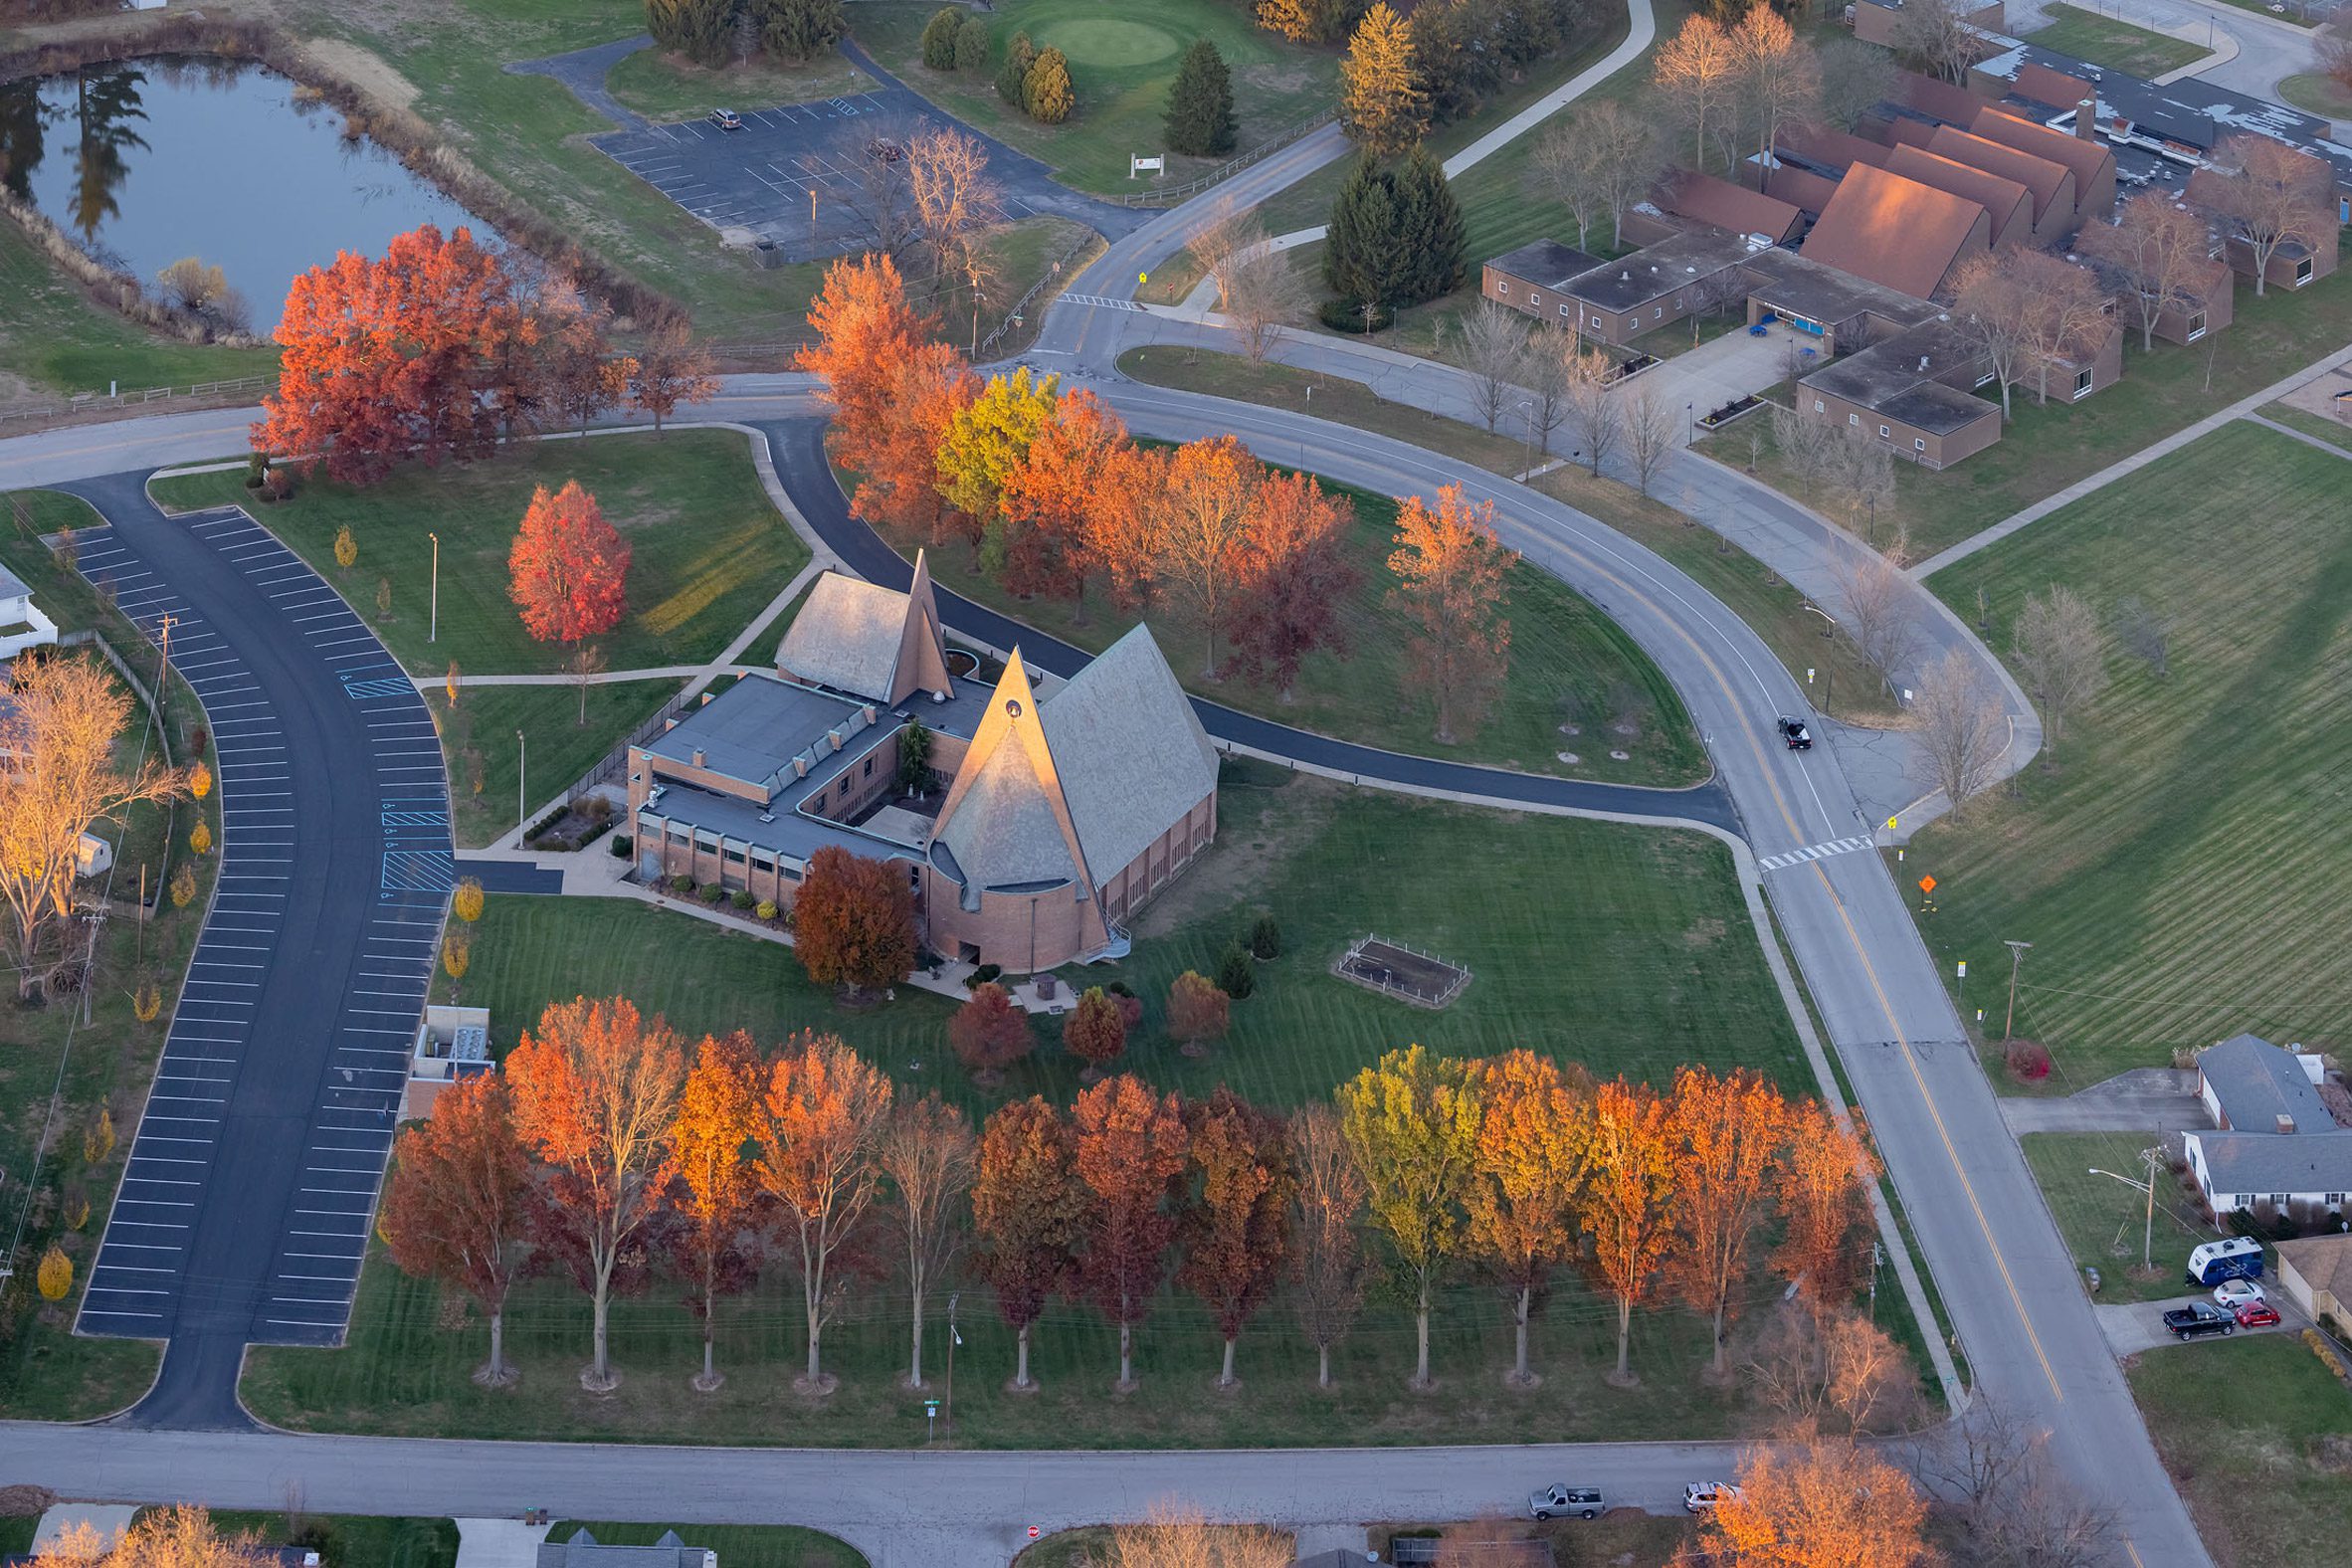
[604,44,872,121]
[853,0,1339,196]
[147,430,806,676]
[2277,73,2352,119]
[164,1512,459,1568]
[2020,1134,2222,1303]
[2128,1334,2352,1567]
[1731,264,2352,564]
[2263,401,2352,454]
[430,678,684,848]
[1119,344,1895,729]
[0,219,278,399]
[548,1522,865,1568]
[2025,4,2208,78]
[1912,423,2352,1086]
[248,769,1811,1445]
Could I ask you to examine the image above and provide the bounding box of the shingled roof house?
[2182,1034,2352,1220]
[627,557,1218,972]
[536,1528,715,1568]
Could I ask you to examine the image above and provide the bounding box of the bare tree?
[1190,196,1257,308]
[2079,192,2219,352]
[1225,247,1305,364]
[1733,7,1822,191]
[1654,13,1740,173]
[1535,101,1666,249]
[2011,585,2106,766]
[877,1091,976,1390]
[1626,386,1678,495]
[1746,1302,1920,1436]
[1834,550,1919,691]
[1915,1396,2117,1568]
[1822,424,1895,542]
[1890,0,1983,85]
[2010,254,2111,406]
[1817,38,1893,131]
[2197,133,2336,296]
[1288,1104,1366,1388]
[1912,646,2008,819]
[2111,595,2171,678]
[1950,252,2035,422]
[1444,301,1527,434]
[1770,401,1832,492]
[1092,1503,1292,1568]
[1564,345,1622,477]
[826,115,922,261]
[1520,337,1570,458]
[906,124,1003,285]
[567,643,606,726]
[2322,26,2352,96]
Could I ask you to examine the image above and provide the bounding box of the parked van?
[2186,1237,2264,1286]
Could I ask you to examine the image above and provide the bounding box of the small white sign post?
[1130,153,1165,180]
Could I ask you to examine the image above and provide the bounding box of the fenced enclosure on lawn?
[1333,934,1472,1009]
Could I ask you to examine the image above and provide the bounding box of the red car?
[2235,1300,2281,1329]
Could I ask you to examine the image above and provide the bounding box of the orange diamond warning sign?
[1918,875,1937,894]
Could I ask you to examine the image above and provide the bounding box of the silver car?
[1529,1484,1602,1520]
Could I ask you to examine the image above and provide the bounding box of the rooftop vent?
[690,747,706,768]
[1918,355,1930,371]
[758,811,776,824]
[2277,1113,2297,1135]
[1621,270,1631,282]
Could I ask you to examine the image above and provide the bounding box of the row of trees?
[252,225,717,487]
[1338,0,1594,155]
[922,12,1077,125]
[796,254,1521,738]
[645,0,847,69]
[387,1010,1878,1399]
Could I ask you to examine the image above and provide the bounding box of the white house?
[2184,1034,2352,1219]
[0,562,59,664]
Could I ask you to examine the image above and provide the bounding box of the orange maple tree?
[1775,1100,1881,1302]
[1666,1065,1793,1373]
[1706,1437,1935,1568]
[1176,1086,1295,1388]
[543,280,636,432]
[507,480,631,646]
[858,340,980,542]
[996,388,1142,611]
[379,1071,531,1386]
[950,981,1035,1083]
[973,1095,1086,1390]
[1387,484,1515,744]
[791,845,916,1002]
[1149,435,1262,677]
[253,223,517,486]
[505,995,686,1391]
[798,253,939,471]
[1223,469,1359,698]
[1576,1076,1675,1384]
[30,1505,268,1568]
[1464,1050,1595,1387]
[753,1031,894,1391]
[1062,985,1128,1080]
[1073,1073,1191,1390]
[670,1029,765,1391]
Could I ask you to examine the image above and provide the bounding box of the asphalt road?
[55,474,454,1431]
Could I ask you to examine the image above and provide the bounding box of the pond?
[0,56,488,333]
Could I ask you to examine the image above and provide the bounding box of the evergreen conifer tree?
[1394,142,1465,303]
[1164,39,1238,156]
[1323,153,1405,308]
[1338,3,1427,156]
[1025,47,1075,122]
[920,5,963,69]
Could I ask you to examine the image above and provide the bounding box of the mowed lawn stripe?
[1919,422,2352,1083]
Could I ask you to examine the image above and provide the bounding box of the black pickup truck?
[2163,1303,2237,1340]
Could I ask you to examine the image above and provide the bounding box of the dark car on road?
[2163,1303,2236,1340]
[1778,716,1813,750]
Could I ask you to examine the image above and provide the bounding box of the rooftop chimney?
[2077,98,2096,142]
[2277,1113,2297,1135]
[690,747,705,768]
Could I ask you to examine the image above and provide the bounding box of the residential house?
[536,1529,715,1568]
[2181,1033,2352,1220]
[2274,1235,2352,1329]
[0,561,60,664]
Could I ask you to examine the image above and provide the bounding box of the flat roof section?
[1562,227,1763,312]
[1487,238,1605,288]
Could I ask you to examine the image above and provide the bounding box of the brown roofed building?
[1797,314,2003,470]
[1763,161,1843,217]
[2185,160,2342,292]
[1480,237,1605,327]
[1801,163,1991,300]
[1884,144,2034,251]
[1657,169,1804,245]
[1890,65,1994,127]
[1777,125,1898,175]
[1968,105,2116,222]
[1924,125,2076,243]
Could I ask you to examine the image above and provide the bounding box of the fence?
[1113,106,1338,208]
[564,685,698,807]
[0,373,277,429]
[975,230,1100,361]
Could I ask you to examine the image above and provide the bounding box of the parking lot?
[589,82,1144,263]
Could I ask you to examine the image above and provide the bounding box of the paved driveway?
[2095,1292,2298,1356]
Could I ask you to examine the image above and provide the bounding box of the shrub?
[730,888,756,910]
[451,876,485,922]
[920,5,963,69]
[698,882,725,903]
[1318,296,1393,334]
[2302,1326,2346,1380]
[967,962,1003,990]
[953,14,990,72]
[1168,970,1230,1055]
[1025,47,1074,123]
[245,451,268,489]
[756,898,779,921]
[188,821,212,857]
[670,874,696,892]
[36,1247,70,1302]
[611,834,633,858]
[1248,914,1282,960]
[1217,938,1257,1000]
[996,31,1037,105]
[2005,1038,2052,1082]
[168,862,197,908]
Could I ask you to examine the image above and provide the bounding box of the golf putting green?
[1033,17,1181,68]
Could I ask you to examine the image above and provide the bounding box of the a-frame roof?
[932,650,1090,899]
[774,551,953,705]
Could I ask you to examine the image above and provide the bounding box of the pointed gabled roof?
[1039,625,1217,882]
[774,551,953,705]
[932,651,1091,899]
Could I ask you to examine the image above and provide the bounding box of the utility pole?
[944,1291,959,1449]
[428,531,440,644]
[2003,938,2033,1042]
[516,729,527,841]
[154,612,177,727]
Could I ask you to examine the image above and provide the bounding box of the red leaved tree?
[1177,1087,1295,1388]
[1775,1100,1881,1303]
[1666,1066,1792,1374]
[753,1030,894,1393]
[253,223,516,486]
[1167,970,1229,1057]
[1576,1076,1674,1385]
[792,845,916,1002]
[506,995,686,1391]
[1388,484,1515,744]
[508,480,630,648]
[1062,985,1128,1080]
[973,1095,1085,1391]
[1224,469,1360,698]
[1073,1073,1191,1390]
[1464,1050,1594,1388]
[669,1029,765,1391]
[950,981,1034,1083]
[380,1072,531,1386]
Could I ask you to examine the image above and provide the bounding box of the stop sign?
[1028,1526,1041,1540]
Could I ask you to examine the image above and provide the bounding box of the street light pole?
[2003,938,2033,1042]
[944,1291,959,1449]
[516,728,526,842]
[2088,1153,2162,1273]
[428,531,440,645]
